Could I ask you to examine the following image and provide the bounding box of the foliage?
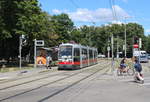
[0,0,149,63]
[50,13,74,45]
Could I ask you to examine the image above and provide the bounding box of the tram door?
[81,48,88,67]
[73,48,80,68]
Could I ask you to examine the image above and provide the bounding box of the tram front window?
[59,46,72,58]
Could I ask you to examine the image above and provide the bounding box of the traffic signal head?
[134,36,139,44]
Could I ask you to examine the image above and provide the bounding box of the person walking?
[46,56,52,69]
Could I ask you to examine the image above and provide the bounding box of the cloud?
[52,9,62,14]
[52,5,130,23]
[146,29,150,33]
[52,9,68,14]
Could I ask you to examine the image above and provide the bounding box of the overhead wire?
[109,0,118,21]
[112,0,118,21]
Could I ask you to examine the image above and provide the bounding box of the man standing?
[46,56,52,69]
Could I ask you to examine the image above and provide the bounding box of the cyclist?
[134,58,144,83]
[120,57,127,71]
[134,58,142,73]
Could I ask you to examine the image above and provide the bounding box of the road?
[0,59,150,102]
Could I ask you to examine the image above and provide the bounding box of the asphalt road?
[0,59,150,102]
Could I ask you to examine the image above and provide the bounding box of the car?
[147,54,150,59]
[139,55,148,63]
[98,54,105,58]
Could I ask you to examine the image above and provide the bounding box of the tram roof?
[59,43,97,50]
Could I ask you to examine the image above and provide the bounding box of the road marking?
[0,77,11,80]
[142,83,150,86]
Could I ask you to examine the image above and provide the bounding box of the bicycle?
[117,65,135,76]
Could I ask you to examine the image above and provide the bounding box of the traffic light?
[134,36,139,44]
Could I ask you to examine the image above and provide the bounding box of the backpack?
[134,63,142,72]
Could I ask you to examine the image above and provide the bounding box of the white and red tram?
[58,43,98,69]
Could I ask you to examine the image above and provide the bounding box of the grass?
[0,67,33,73]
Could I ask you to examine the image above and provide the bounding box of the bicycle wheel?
[127,68,135,76]
[117,69,122,76]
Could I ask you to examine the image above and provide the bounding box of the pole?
[111,34,114,59]
[117,35,119,58]
[107,38,110,59]
[19,36,22,69]
[34,39,37,68]
[139,38,142,63]
[111,34,114,74]
[124,17,127,57]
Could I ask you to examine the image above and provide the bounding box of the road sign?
[133,44,139,48]
[36,40,44,46]
[107,46,110,51]
[139,38,142,48]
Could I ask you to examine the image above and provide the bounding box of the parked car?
[98,54,105,58]
[147,54,150,59]
[139,55,148,63]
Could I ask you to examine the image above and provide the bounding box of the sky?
[38,0,150,35]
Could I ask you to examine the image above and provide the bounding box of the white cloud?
[52,9,68,14]
[52,9,62,14]
[52,5,130,23]
[146,29,150,33]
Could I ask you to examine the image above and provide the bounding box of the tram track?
[0,59,104,85]
[0,61,111,102]
[0,59,106,89]
[38,62,111,102]
[0,71,69,91]
[0,68,58,84]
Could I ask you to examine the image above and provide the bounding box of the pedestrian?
[46,56,52,69]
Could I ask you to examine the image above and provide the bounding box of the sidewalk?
[0,67,56,81]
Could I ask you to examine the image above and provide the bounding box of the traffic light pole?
[19,36,22,69]
[124,19,127,57]
[34,39,37,68]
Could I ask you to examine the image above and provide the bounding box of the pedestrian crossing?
[116,73,150,87]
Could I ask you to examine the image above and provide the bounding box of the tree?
[50,13,74,45]
[0,0,52,62]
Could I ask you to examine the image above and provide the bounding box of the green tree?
[0,0,52,62]
[50,13,74,45]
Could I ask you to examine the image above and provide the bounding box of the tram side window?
[89,49,93,59]
[82,48,88,60]
[94,50,97,59]
[74,48,80,62]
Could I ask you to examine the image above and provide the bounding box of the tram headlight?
[68,59,73,62]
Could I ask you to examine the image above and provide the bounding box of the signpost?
[19,35,26,70]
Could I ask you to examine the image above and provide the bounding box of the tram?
[58,43,98,69]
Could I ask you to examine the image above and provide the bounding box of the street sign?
[107,46,110,51]
[133,44,139,48]
[123,45,125,50]
[139,38,142,48]
[36,40,44,46]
